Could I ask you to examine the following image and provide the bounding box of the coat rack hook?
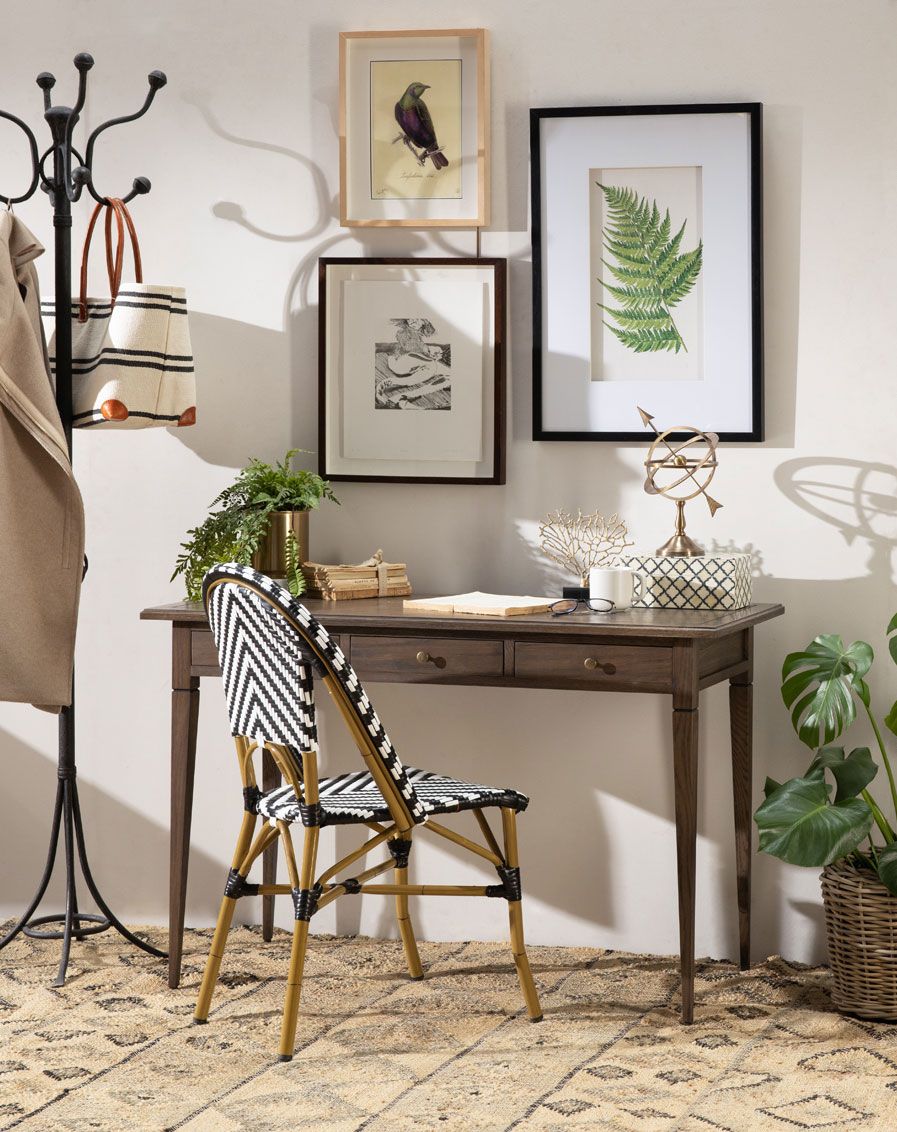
[70,53,94,120]
[124,175,152,202]
[63,55,95,198]
[72,165,91,191]
[36,71,55,112]
[0,110,40,205]
[83,68,167,205]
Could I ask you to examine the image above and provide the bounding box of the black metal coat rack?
[0,54,167,984]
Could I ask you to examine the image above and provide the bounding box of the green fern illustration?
[597,183,702,354]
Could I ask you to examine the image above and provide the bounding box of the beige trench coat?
[0,211,84,709]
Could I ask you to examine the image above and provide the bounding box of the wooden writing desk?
[140,597,783,1021]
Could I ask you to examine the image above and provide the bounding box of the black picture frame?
[531,103,764,442]
[319,257,506,484]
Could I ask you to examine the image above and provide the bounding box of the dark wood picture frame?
[319,257,506,484]
[531,103,764,442]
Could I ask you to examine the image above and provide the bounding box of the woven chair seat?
[258,768,528,827]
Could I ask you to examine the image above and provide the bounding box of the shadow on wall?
[775,457,897,578]
[749,456,897,957]
[762,455,897,781]
[322,680,732,954]
[174,95,441,472]
[758,105,804,450]
[0,729,225,930]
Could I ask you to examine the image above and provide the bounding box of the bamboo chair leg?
[279,824,319,1061]
[501,808,542,1022]
[194,812,257,1023]
[194,895,238,1023]
[392,836,423,980]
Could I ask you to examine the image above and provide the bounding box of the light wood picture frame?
[339,29,489,228]
[319,257,506,483]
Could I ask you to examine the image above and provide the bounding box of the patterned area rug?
[2,926,897,1131]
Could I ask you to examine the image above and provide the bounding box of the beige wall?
[2,0,896,964]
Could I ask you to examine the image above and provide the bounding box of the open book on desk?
[403,591,554,618]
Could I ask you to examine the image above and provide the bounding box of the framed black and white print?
[319,258,506,483]
[531,103,763,441]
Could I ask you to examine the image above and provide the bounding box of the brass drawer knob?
[584,657,616,674]
[416,650,447,669]
[416,651,430,664]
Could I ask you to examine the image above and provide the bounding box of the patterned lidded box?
[625,553,752,611]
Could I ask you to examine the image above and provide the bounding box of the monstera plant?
[754,615,897,890]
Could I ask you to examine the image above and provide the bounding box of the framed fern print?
[531,104,763,441]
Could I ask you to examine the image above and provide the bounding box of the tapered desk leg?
[170,624,200,989]
[730,629,754,971]
[261,748,280,941]
[672,639,700,1025]
[673,706,699,1024]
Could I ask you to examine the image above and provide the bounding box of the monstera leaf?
[874,842,897,895]
[808,746,878,802]
[781,634,873,749]
[754,775,872,867]
[885,614,897,738]
[597,184,702,355]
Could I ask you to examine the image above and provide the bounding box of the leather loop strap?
[104,201,125,300]
[77,198,144,322]
[109,197,143,286]
[79,201,119,322]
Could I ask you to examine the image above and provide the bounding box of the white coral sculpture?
[538,509,633,587]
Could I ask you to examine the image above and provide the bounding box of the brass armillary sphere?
[639,406,722,557]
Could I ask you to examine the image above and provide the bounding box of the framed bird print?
[318,258,506,483]
[531,104,763,441]
[339,29,489,227]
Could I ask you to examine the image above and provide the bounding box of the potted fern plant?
[754,614,897,1018]
[172,450,338,600]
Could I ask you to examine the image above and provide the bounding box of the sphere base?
[656,531,705,557]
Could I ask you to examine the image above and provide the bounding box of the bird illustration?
[394,82,449,169]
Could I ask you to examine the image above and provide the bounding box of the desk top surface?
[141,597,783,640]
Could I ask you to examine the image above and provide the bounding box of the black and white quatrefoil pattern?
[628,553,752,611]
[203,563,430,822]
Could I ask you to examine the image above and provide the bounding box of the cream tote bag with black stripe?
[43,198,195,429]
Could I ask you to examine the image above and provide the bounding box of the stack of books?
[301,549,412,601]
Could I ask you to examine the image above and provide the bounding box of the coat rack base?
[0,717,166,986]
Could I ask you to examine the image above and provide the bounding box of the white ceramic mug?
[588,565,644,612]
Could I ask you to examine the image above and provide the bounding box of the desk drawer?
[189,628,340,670]
[349,635,504,682]
[514,642,670,690]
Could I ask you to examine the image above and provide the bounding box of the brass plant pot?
[252,510,309,578]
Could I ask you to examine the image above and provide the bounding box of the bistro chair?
[193,564,543,1060]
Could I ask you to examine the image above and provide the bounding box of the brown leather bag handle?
[107,197,143,290]
[104,201,125,298]
[79,201,120,322]
[78,198,143,322]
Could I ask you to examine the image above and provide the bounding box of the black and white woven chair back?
[202,564,428,824]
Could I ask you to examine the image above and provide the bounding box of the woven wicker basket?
[821,858,897,1019]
